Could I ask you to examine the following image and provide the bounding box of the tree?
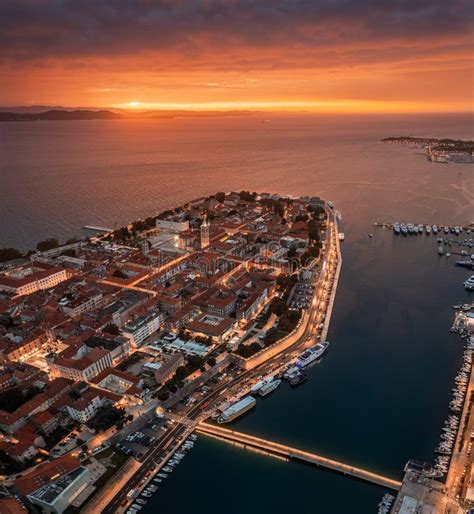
[88,405,125,432]
[103,323,119,336]
[295,214,309,223]
[214,192,226,203]
[36,238,59,252]
[239,191,256,202]
[158,389,170,401]
[113,227,130,241]
[308,220,320,244]
[0,248,23,262]
[268,297,288,317]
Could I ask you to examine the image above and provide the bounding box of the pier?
[373,221,474,231]
[196,423,402,491]
[83,225,113,233]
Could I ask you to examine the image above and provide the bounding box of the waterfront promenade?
[197,423,402,490]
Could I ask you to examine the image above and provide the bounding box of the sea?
[1,113,473,513]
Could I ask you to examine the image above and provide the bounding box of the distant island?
[0,107,258,122]
[0,109,122,122]
[381,136,474,163]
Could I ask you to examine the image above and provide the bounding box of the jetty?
[83,225,113,233]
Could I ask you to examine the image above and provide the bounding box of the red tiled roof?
[15,455,81,496]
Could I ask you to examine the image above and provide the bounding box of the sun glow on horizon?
[112,99,467,114]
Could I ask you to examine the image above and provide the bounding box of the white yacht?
[297,341,330,367]
[259,379,282,397]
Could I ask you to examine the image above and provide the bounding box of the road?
[102,214,340,513]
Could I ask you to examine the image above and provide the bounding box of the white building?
[122,310,164,347]
[156,219,190,233]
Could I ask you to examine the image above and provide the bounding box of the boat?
[259,379,282,397]
[404,459,444,478]
[432,225,438,234]
[338,232,345,241]
[250,380,267,394]
[444,226,450,234]
[456,261,474,270]
[217,396,256,424]
[438,246,444,255]
[413,225,419,234]
[289,371,308,386]
[393,223,400,234]
[283,365,300,379]
[407,223,415,234]
[464,276,474,291]
[426,225,431,234]
[297,341,330,367]
[327,201,333,208]
[418,224,424,233]
[401,224,408,235]
[368,233,374,238]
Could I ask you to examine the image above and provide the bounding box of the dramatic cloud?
[0,0,472,110]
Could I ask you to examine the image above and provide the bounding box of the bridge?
[197,423,402,491]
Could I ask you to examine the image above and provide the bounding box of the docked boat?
[338,232,345,241]
[259,379,282,397]
[444,226,450,234]
[457,261,474,270]
[393,223,400,234]
[289,371,308,386]
[432,225,438,234]
[407,223,415,234]
[250,380,267,395]
[404,459,443,478]
[297,341,330,367]
[401,224,408,235]
[463,275,474,291]
[283,365,300,379]
[217,396,256,424]
[426,225,431,234]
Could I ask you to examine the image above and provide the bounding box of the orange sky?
[1,1,473,112]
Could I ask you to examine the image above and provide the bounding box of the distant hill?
[0,107,261,122]
[0,109,123,122]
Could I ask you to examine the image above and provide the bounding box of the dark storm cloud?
[0,0,472,64]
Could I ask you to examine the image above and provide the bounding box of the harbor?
[136,216,472,513]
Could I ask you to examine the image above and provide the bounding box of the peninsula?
[381,136,474,163]
[0,191,341,513]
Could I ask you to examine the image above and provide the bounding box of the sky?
[0,0,473,113]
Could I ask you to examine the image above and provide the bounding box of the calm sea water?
[1,114,473,512]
